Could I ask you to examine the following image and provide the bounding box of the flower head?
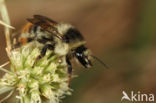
[0,42,71,103]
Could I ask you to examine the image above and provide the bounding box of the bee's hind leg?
[33,44,54,67]
[66,55,72,86]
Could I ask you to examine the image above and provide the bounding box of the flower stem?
[0,0,13,55]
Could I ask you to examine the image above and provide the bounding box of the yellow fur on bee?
[21,23,33,33]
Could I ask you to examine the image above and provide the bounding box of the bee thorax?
[56,23,73,35]
[54,42,69,56]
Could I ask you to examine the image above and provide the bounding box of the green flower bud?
[0,73,17,86]
[30,89,41,103]
[40,84,53,99]
[17,80,28,96]
[28,78,39,89]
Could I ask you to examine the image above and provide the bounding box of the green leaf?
[0,87,14,95]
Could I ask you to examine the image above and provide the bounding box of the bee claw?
[68,75,71,87]
[33,55,42,68]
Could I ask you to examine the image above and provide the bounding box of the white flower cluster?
[0,42,71,103]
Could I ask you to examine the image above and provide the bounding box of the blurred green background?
[0,0,156,103]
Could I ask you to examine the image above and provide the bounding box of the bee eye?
[75,53,83,57]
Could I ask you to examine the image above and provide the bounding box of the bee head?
[56,23,108,68]
[74,45,109,69]
[75,45,92,68]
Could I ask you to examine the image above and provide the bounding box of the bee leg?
[33,44,54,67]
[66,55,72,86]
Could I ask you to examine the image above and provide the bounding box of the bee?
[14,15,108,84]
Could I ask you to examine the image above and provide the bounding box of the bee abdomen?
[21,23,33,33]
[18,37,34,45]
[21,23,39,34]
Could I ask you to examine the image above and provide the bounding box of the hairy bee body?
[14,15,94,85]
[19,22,86,56]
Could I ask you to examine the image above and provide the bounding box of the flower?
[0,42,71,103]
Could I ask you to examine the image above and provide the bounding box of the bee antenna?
[91,55,109,69]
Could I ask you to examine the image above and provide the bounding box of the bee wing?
[33,15,57,26]
[27,15,63,40]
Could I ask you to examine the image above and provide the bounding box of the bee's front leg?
[33,44,54,67]
[66,55,72,86]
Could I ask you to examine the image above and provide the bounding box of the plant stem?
[0,0,12,55]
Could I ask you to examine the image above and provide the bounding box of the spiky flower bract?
[0,41,71,103]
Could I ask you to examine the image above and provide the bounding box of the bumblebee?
[14,15,108,84]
